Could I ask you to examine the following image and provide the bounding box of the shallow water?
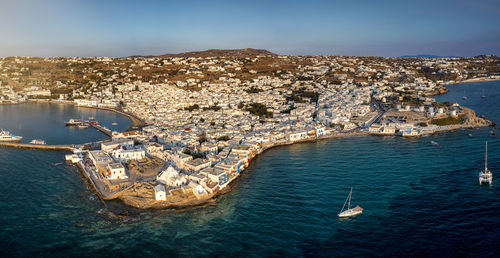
[0,82,499,256]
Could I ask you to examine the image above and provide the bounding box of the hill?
[157,48,276,58]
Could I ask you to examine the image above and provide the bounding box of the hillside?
[158,48,276,58]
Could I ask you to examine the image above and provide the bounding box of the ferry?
[0,130,23,142]
[479,142,493,185]
[30,139,46,145]
[339,188,363,218]
[65,118,81,126]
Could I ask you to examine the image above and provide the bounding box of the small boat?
[65,118,81,126]
[112,122,118,125]
[30,139,46,145]
[491,131,496,137]
[88,116,95,120]
[468,133,473,138]
[339,187,363,218]
[430,141,439,145]
[462,89,467,100]
[78,123,90,129]
[51,162,63,166]
[0,129,22,142]
[479,142,493,185]
[481,89,486,99]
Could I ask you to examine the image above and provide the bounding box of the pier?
[88,121,112,137]
[0,141,74,151]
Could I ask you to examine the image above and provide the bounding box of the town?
[1,50,499,208]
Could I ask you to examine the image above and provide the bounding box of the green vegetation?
[430,114,465,126]
[217,135,231,141]
[203,103,221,111]
[287,88,320,103]
[198,132,207,143]
[184,104,200,111]
[244,87,263,93]
[183,149,204,159]
[246,103,273,118]
[330,123,345,130]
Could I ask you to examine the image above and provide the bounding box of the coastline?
[114,116,492,211]
[27,99,146,130]
[458,77,500,84]
[0,85,495,212]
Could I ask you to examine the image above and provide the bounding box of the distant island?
[0,50,499,210]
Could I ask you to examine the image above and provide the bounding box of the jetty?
[88,121,112,137]
[0,141,74,151]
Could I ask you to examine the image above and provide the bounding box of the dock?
[88,121,112,137]
[0,141,74,151]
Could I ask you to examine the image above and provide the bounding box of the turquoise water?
[0,83,499,256]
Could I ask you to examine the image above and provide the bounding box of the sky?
[0,0,499,57]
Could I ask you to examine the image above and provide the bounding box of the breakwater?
[0,141,74,151]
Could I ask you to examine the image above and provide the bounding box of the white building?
[106,162,127,180]
[155,184,167,201]
[112,148,145,163]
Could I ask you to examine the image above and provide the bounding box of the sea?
[0,82,499,257]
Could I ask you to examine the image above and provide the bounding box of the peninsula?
[1,50,499,209]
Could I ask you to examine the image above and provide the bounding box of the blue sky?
[0,0,499,57]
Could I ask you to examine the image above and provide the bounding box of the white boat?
[65,118,81,126]
[430,141,439,146]
[77,123,90,129]
[479,142,492,185]
[30,139,46,145]
[462,89,467,100]
[481,89,486,99]
[0,129,22,142]
[339,187,363,218]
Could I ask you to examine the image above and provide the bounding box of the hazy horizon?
[1,0,499,57]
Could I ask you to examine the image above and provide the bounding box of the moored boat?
[78,123,90,129]
[30,139,46,145]
[65,118,81,126]
[0,130,23,142]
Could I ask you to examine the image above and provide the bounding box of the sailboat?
[479,142,493,185]
[339,187,363,218]
[481,89,486,99]
[462,89,467,100]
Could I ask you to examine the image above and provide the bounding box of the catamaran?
[339,187,363,218]
[479,142,493,185]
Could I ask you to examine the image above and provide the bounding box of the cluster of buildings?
[3,53,499,206]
